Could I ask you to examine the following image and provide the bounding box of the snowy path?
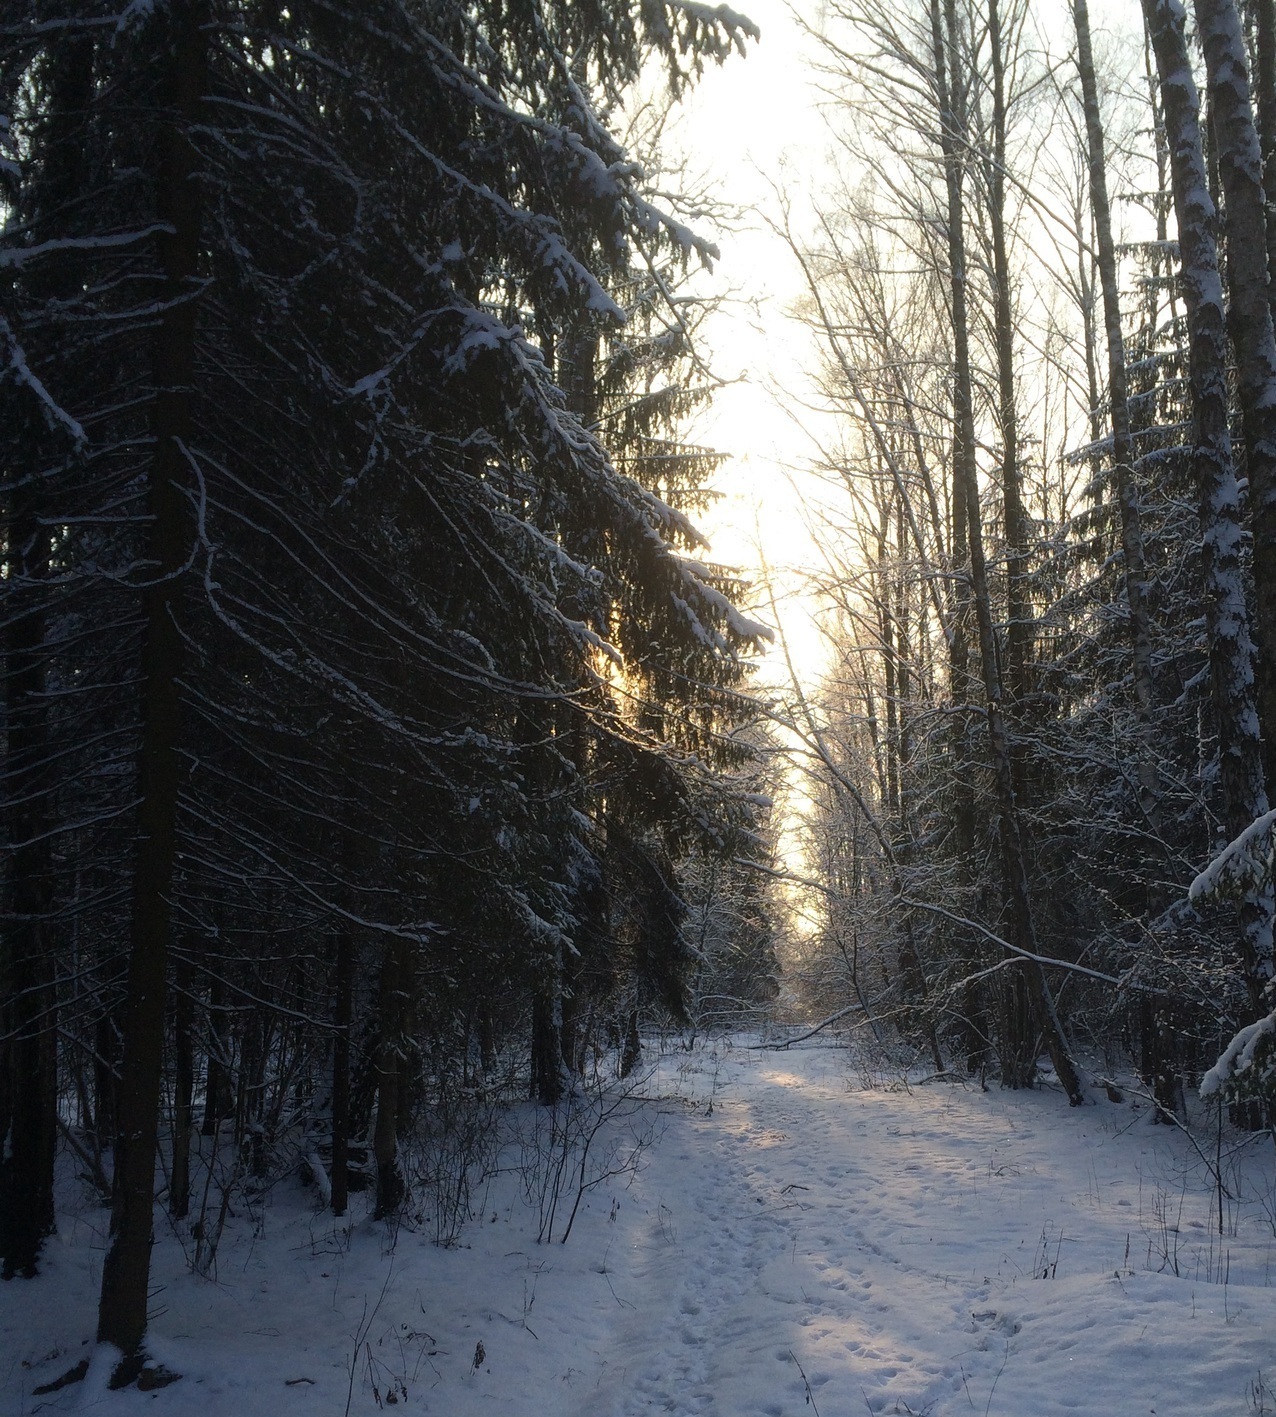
[5,1037,1276,1415]
[575,1042,1276,1417]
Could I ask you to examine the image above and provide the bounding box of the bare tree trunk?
[94,1009,119,1158]
[1144,0,1275,1015]
[1194,0,1276,797]
[169,957,194,1221]
[0,28,95,1284]
[201,972,230,1135]
[531,968,566,1105]
[96,4,205,1381]
[330,926,353,1217]
[372,940,407,1219]
[1074,0,1163,833]
[942,178,982,1075]
[0,508,58,1279]
[932,0,1085,1104]
[984,0,1031,742]
[1249,0,1276,328]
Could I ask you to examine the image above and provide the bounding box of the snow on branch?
[0,225,174,270]
[1200,1009,1276,1098]
[666,1,761,50]
[627,190,720,268]
[559,616,625,670]
[1188,807,1276,904]
[680,561,774,646]
[0,109,17,183]
[0,314,87,446]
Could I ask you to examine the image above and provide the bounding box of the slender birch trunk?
[1194,0,1276,796]
[984,0,1031,735]
[372,940,407,1219]
[931,10,982,1076]
[330,925,353,1217]
[932,0,1085,1103]
[1074,0,1163,833]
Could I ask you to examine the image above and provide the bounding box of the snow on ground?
[5,1034,1276,1416]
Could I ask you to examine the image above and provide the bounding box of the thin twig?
[789,1349,822,1417]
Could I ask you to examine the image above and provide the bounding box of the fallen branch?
[746,1006,863,1050]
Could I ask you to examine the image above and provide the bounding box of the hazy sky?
[664,0,834,686]
[662,0,1151,692]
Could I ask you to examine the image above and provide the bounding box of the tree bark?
[1248,0,1276,329]
[96,3,205,1381]
[372,941,407,1219]
[0,28,95,1284]
[0,507,58,1279]
[169,957,194,1221]
[531,972,566,1105]
[984,0,1032,737]
[95,1010,119,1158]
[200,970,230,1136]
[934,17,981,1077]
[932,0,1085,1104]
[1194,0,1276,799]
[1074,0,1163,833]
[330,926,353,1217]
[1144,0,1275,1014]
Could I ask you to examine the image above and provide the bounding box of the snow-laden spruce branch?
[1189,808,1276,1099]
[1,313,87,445]
[174,790,445,947]
[1189,808,1276,905]
[218,18,627,319]
[197,447,576,698]
[1200,1012,1276,1098]
[0,225,172,269]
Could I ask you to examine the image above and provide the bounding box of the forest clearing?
[4,1033,1276,1417]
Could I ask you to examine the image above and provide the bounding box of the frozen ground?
[5,1034,1276,1415]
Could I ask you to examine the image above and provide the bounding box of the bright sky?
[663,0,835,689]
[657,0,1153,920]
[663,0,1151,699]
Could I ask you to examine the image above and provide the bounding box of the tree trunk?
[531,971,565,1105]
[1249,0,1276,329]
[372,941,406,1219]
[1144,0,1276,1016]
[330,926,353,1217]
[169,957,194,1221]
[96,4,205,1381]
[1195,0,1276,802]
[0,506,58,1279]
[1074,0,1163,833]
[932,0,1085,1104]
[0,28,95,1284]
[95,1010,119,1159]
[201,971,230,1136]
[944,215,981,1076]
[985,0,1032,741]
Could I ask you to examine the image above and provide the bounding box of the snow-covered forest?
[4,0,1276,1409]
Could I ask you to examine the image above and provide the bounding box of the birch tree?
[1140,0,1273,1019]
[1192,0,1276,794]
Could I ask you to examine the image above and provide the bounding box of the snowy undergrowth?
[5,1035,1276,1416]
